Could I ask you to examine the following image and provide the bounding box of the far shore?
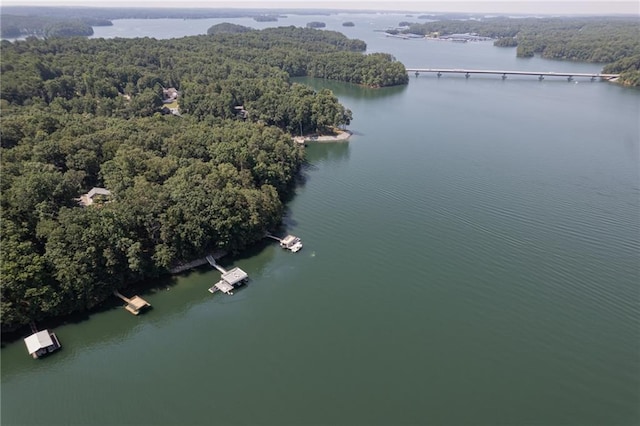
[293,129,352,144]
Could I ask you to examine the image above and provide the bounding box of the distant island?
[254,15,279,22]
[307,21,326,29]
[342,21,355,27]
[0,14,112,38]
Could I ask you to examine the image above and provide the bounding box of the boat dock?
[24,329,61,359]
[266,233,303,252]
[113,290,151,315]
[206,255,248,295]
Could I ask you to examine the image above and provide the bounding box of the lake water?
[3,14,639,425]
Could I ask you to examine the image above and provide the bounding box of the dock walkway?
[206,255,227,273]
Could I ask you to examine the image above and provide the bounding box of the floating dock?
[113,290,151,315]
[266,233,303,252]
[206,255,248,295]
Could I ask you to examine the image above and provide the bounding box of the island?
[254,15,279,22]
[342,21,355,27]
[0,14,112,38]
[306,21,326,28]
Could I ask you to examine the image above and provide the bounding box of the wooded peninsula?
[0,27,408,331]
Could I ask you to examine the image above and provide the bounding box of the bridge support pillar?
[538,75,544,81]
[415,71,419,78]
[502,73,507,80]
[465,72,470,79]
[590,76,596,82]
[567,76,573,82]
[437,72,442,78]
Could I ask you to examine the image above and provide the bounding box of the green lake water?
[2,13,639,425]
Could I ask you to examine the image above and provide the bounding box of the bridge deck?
[406,68,619,79]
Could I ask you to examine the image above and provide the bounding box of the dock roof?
[221,267,248,286]
[215,281,234,294]
[127,296,150,310]
[24,330,54,355]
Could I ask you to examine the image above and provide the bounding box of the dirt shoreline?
[294,129,352,144]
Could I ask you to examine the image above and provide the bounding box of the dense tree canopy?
[207,23,253,35]
[0,27,407,330]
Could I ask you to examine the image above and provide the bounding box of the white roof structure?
[24,330,54,355]
[281,235,301,248]
[215,281,234,294]
[281,235,297,245]
[221,267,248,286]
[78,187,112,207]
[87,187,111,198]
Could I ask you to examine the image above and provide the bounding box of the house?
[234,106,248,119]
[78,187,111,207]
[162,87,179,103]
[24,330,61,359]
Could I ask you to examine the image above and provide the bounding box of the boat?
[280,235,303,253]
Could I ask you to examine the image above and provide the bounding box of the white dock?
[206,254,247,295]
[266,233,303,253]
[209,280,234,295]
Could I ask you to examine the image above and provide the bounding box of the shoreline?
[293,129,352,144]
[168,249,227,274]
[1,249,230,337]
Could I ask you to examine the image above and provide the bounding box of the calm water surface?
[3,14,639,426]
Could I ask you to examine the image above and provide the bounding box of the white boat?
[280,235,303,252]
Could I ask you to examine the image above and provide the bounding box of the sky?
[1,0,638,15]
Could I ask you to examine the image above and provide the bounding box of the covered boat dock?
[24,330,61,359]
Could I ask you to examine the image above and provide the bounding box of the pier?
[113,290,151,315]
[206,255,248,295]
[406,68,620,81]
[266,233,303,252]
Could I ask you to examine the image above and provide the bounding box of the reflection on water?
[304,141,350,165]
[293,76,408,100]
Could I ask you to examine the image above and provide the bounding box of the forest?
[0,27,408,331]
[404,17,640,86]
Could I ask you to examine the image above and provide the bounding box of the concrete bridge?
[406,68,620,81]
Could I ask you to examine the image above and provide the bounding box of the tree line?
[0,27,408,331]
[404,17,640,86]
